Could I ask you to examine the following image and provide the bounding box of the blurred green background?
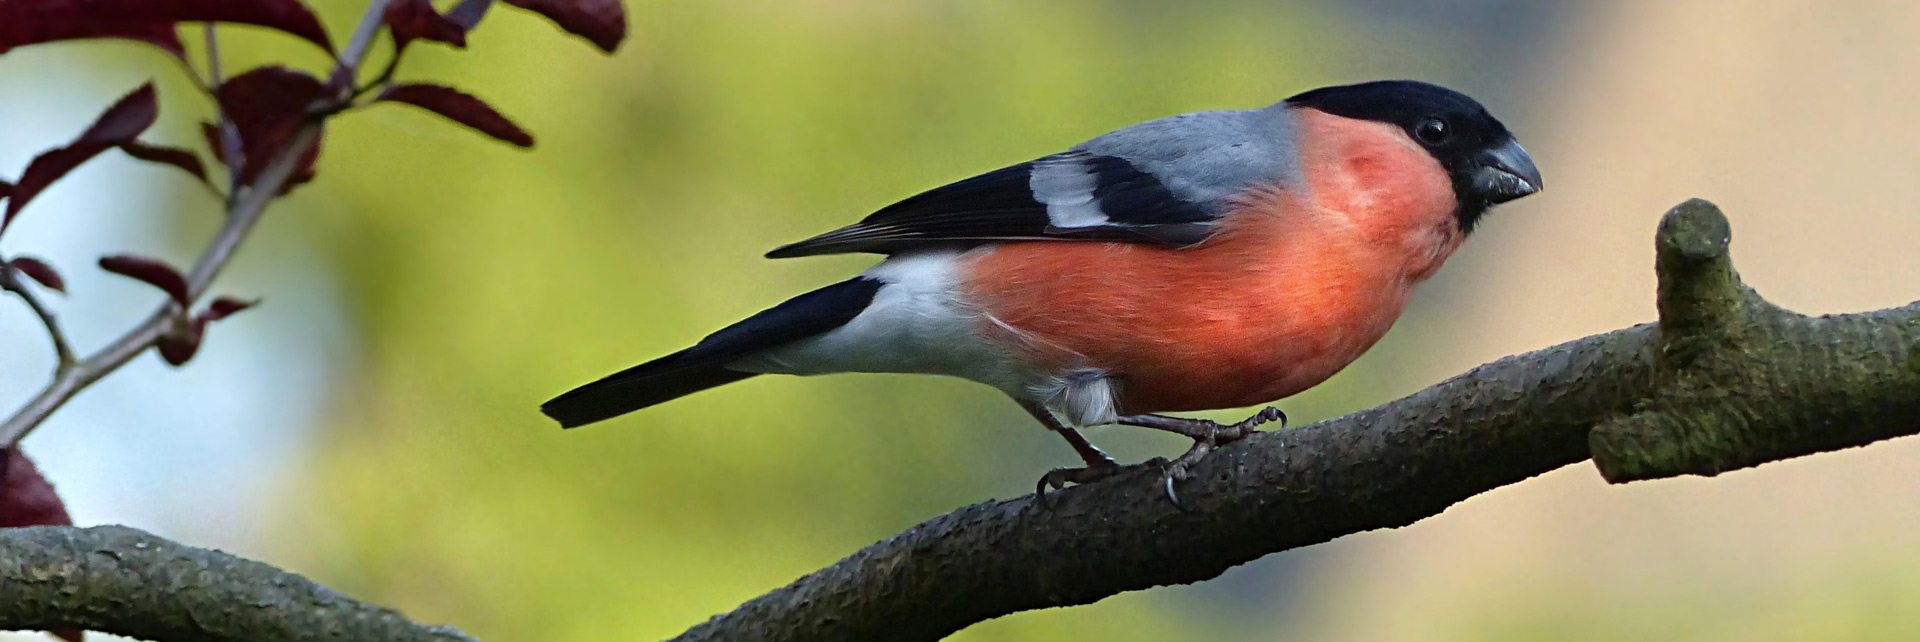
[9,1,1920,641]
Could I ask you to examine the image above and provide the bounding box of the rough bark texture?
[668,199,1920,642]
[0,525,474,642]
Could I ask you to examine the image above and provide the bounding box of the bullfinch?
[542,80,1541,501]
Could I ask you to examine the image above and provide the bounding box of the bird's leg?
[1055,423,1119,469]
[1116,406,1286,505]
[1026,404,1135,498]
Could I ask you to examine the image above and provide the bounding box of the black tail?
[540,350,760,428]
[541,277,885,428]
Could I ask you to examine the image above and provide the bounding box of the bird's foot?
[1120,406,1288,508]
[1034,456,1169,505]
[1033,407,1288,508]
[1211,405,1287,444]
[1116,406,1287,444]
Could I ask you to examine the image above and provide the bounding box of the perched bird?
[543,80,1541,501]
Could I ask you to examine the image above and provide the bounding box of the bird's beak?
[1472,138,1542,203]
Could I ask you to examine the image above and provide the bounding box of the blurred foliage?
[251,1,1386,640]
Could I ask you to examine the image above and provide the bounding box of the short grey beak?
[1473,139,1542,203]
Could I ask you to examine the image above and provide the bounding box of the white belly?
[728,250,1036,394]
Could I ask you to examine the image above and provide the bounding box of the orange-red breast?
[543,80,1541,500]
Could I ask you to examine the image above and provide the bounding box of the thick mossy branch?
[0,525,475,642]
[673,199,1920,642]
[1589,200,1920,481]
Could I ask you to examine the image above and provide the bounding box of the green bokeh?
[268,2,1371,639]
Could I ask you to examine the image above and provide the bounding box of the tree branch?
[668,199,1920,642]
[0,525,474,641]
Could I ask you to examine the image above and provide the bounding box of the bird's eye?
[1415,118,1450,145]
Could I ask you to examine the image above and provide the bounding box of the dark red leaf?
[8,256,67,293]
[159,297,253,366]
[0,0,334,55]
[92,22,185,58]
[0,447,72,528]
[156,324,202,366]
[503,0,624,52]
[385,0,467,50]
[3,83,159,232]
[216,66,325,188]
[378,84,533,147]
[198,121,231,168]
[119,141,209,185]
[80,84,161,144]
[279,134,322,195]
[49,628,84,642]
[204,296,257,320]
[447,0,493,31]
[98,254,189,306]
[0,179,11,202]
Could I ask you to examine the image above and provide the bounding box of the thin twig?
[0,271,76,370]
[0,0,398,447]
[201,24,224,83]
[350,52,403,101]
[204,24,246,202]
[167,55,215,99]
[338,0,398,86]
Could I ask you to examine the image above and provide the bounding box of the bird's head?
[1286,80,1541,233]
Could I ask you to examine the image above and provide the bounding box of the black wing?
[766,151,1223,258]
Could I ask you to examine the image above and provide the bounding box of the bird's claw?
[1157,407,1286,507]
[1036,465,1108,495]
[1157,438,1214,509]
[1034,457,1167,507]
[1220,406,1287,442]
[1251,405,1289,430]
